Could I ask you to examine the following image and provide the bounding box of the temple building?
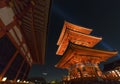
[55,21,119,82]
[0,0,50,83]
[0,0,120,84]
[56,21,102,55]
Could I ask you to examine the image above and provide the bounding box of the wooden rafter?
[0,11,32,65]
[22,65,29,80]
[31,7,40,63]
[14,59,25,81]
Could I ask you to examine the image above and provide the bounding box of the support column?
[14,59,25,82]
[22,65,29,80]
[91,66,98,77]
[67,68,72,80]
[0,31,5,38]
[0,18,5,38]
[95,65,102,77]
[77,67,83,78]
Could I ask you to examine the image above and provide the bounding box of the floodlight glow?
[2,77,7,81]
[26,81,29,83]
[17,79,20,82]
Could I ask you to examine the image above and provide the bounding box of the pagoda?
[56,21,102,55]
[55,21,118,81]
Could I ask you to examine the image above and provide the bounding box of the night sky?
[28,0,120,82]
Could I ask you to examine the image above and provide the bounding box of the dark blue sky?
[29,0,120,82]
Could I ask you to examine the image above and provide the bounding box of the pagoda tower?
[55,21,118,81]
[56,21,102,55]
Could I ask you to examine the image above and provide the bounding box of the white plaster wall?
[0,7,14,26]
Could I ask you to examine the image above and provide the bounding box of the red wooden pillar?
[14,60,25,81]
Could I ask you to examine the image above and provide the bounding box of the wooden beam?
[23,67,30,80]
[14,59,25,81]
[0,18,5,29]
[0,6,32,80]
[0,31,5,38]
[24,50,32,66]
[5,19,17,31]
[0,16,17,32]
[0,50,19,80]
[7,31,19,49]
[7,32,31,65]
[22,65,29,80]
[14,2,32,20]
[15,17,32,66]
[0,15,32,65]
[12,27,25,49]
[31,7,40,63]
[56,49,74,68]
[0,16,31,66]
[78,67,83,79]
[0,18,5,38]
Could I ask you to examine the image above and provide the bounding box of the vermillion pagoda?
[56,21,102,55]
[55,21,118,81]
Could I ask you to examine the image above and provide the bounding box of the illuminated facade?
[55,21,119,81]
[56,21,102,55]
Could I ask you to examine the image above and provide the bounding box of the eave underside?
[10,0,51,64]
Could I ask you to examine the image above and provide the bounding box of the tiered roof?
[56,43,118,69]
[55,21,118,75]
[56,21,102,55]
